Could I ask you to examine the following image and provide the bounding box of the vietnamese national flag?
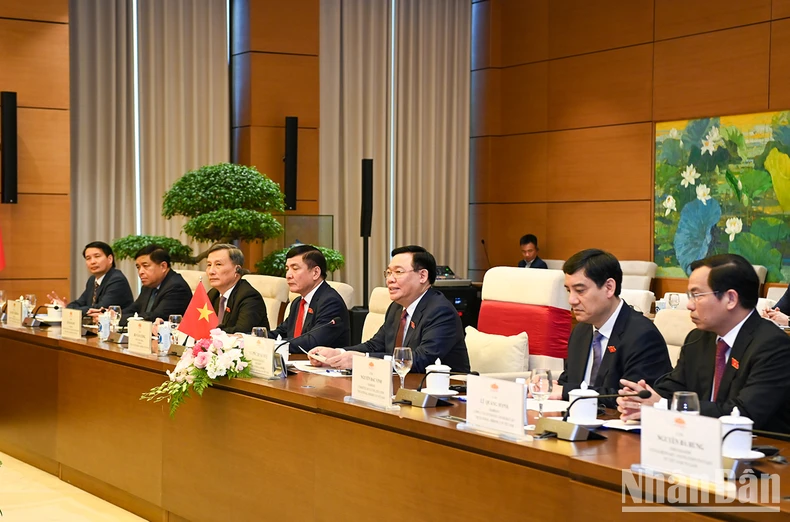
[178,282,218,341]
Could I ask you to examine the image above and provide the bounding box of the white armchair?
[619,289,655,316]
[242,275,290,329]
[653,308,696,367]
[174,269,211,293]
[361,287,391,342]
[619,260,657,291]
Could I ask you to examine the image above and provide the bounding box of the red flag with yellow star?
[178,281,218,340]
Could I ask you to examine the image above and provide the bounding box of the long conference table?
[2,326,790,521]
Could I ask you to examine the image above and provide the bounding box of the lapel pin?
[308,308,314,314]
[731,358,739,369]
[410,321,416,329]
[608,345,616,353]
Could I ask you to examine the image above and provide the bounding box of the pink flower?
[212,338,224,349]
[194,351,212,369]
[192,346,202,357]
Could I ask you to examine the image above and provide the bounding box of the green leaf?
[728,232,783,282]
[738,168,773,199]
[750,217,790,243]
[724,168,743,203]
[111,235,194,263]
[256,246,346,277]
[657,139,685,166]
[183,209,284,242]
[720,126,748,161]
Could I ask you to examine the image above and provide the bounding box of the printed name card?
[242,335,277,379]
[640,406,723,484]
[351,356,393,408]
[128,320,153,355]
[465,375,526,438]
[6,300,23,327]
[61,309,83,340]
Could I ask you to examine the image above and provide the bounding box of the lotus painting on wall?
[655,111,790,282]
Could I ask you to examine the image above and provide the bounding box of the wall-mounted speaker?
[1,91,18,204]
[360,158,373,238]
[284,116,298,210]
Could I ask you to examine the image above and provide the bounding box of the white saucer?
[35,315,62,323]
[723,450,765,460]
[421,388,458,398]
[567,418,605,428]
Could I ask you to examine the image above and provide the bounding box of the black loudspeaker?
[360,158,373,237]
[1,91,18,204]
[284,116,298,210]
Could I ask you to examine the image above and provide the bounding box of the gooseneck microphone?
[416,370,480,391]
[480,239,492,269]
[275,316,342,352]
[561,389,652,421]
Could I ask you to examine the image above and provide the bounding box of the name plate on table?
[640,406,723,484]
[464,375,527,439]
[349,356,394,409]
[127,320,153,355]
[242,335,278,379]
[61,309,83,339]
[6,300,23,327]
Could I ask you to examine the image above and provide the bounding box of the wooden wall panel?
[776,0,790,20]
[0,18,68,109]
[0,194,69,280]
[249,53,319,128]
[656,0,771,40]
[0,279,69,302]
[547,123,653,201]
[470,68,500,137]
[500,62,548,134]
[469,203,547,270]
[247,0,319,56]
[246,126,319,201]
[16,108,69,194]
[0,0,68,23]
[548,0,653,59]
[470,134,548,203]
[770,19,790,109]
[548,44,653,130]
[499,0,548,67]
[546,201,652,260]
[654,24,770,121]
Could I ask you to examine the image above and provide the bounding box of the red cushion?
[477,301,571,359]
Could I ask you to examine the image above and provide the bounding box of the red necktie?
[712,338,729,400]
[294,298,307,338]
[395,309,408,347]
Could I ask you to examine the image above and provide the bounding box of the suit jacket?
[208,278,269,334]
[67,267,134,313]
[558,301,672,408]
[654,311,790,432]
[518,256,548,269]
[348,288,470,373]
[121,269,192,325]
[270,281,350,353]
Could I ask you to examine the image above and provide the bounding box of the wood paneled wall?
[470,0,790,282]
[231,0,320,268]
[0,1,70,299]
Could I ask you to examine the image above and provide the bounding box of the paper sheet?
[526,399,569,413]
[290,360,350,377]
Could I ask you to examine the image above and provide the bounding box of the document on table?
[602,419,641,431]
[526,399,569,413]
[290,360,350,377]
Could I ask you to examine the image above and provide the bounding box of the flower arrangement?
[141,329,252,416]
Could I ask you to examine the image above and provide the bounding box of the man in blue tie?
[552,249,671,408]
[618,254,790,432]
[120,245,192,324]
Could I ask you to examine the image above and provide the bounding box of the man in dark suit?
[618,254,790,432]
[517,234,548,269]
[309,245,470,373]
[269,245,349,352]
[121,245,191,324]
[554,249,671,408]
[205,243,268,334]
[49,241,134,317]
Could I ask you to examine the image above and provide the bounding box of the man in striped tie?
[618,254,790,432]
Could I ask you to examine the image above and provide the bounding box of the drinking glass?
[393,347,413,390]
[668,293,680,309]
[252,326,268,338]
[671,391,700,415]
[529,368,553,418]
[0,289,6,310]
[108,306,122,333]
[168,315,183,344]
[25,294,37,316]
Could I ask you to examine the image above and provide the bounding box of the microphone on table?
[276,316,342,353]
[561,389,651,422]
[415,370,480,391]
[480,239,492,269]
[396,370,480,408]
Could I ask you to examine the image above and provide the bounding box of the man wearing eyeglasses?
[308,245,470,373]
[618,254,790,431]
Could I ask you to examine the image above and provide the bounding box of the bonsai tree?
[256,245,345,277]
[113,163,285,263]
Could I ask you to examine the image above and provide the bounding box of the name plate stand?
[61,309,83,340]
[127,320,154,355]
[344,356,400,412]
[242,335,285,380]
[6,301,23,327]
[458,375,532,443]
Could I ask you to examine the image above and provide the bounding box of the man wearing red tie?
[618,254,790,432]
[268,245,349,352]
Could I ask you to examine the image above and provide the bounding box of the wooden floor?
[0,452,143,521]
